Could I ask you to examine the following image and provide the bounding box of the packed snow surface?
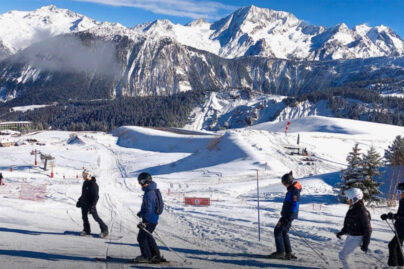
[0,116,402,268]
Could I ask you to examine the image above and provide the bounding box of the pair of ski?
[95,256,171,265]
[63,231,123,240]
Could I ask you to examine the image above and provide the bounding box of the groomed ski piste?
[0,115,402,268]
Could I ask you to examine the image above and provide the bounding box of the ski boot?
[267,252,286,259]
[100,231,109,238]
[132,256,150,263]
[285,252,297,260]
[80,231,90,236]
[149,255,167,264]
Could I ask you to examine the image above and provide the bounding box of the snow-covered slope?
[0,117,401,268]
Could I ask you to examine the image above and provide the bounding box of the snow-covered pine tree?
[340,143,363,201]
[384,136,404,203]
[361,145,382,204]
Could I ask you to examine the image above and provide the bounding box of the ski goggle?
[397,190,403,195]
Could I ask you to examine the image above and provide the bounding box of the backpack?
[154,189,164,215]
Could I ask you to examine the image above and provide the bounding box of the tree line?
[340,135,404,205]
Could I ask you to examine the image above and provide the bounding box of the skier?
[0,172,4,185]
[134,172,165,264]
[76,169,108,238]
[336,188,372,269]
[380,182,404,267]
[268,171,302,260]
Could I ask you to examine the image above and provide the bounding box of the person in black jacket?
[268,171,302,260]
[76,169,108,237]
[336,188,372,269]
[381,182,404,266]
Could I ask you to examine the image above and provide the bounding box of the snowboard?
[63,231,123,240]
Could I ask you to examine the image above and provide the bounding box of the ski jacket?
[395,198,404,236]
[78,177,99,208]
[140,181,159,224]
[340,201,372,248]
[281,181,302,221]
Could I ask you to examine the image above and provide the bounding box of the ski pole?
[138,224,190,264]
[289,226,329,266]
[385,219,404,258]
[366,250,386,267]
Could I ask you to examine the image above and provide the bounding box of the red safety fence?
[184,197,210,206]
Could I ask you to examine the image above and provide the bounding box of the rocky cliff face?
[1,31,403,105]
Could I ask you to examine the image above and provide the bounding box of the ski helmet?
[138,172,152,185]
[281,171,294,185]
[398,182,404,191]
[345,188,363,204]
[82,169,92,179]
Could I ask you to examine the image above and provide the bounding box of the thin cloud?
[73,0,237,19]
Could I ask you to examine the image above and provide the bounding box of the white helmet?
[82,169,92,179]
[345,188,363,204]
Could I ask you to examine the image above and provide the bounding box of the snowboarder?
[268,171,302,260]
[134,172,164,264]
[0,172,4,185]
[336,188,372,269]
[381,182,404,267]
[76,169,108,238]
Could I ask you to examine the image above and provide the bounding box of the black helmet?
[138,172,152,185]
[281,171,294,185]
[398,182,404,191]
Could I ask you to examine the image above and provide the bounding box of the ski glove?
[336,232,343,239]
[381,213,388,220]
[388,212,397,220]
[360,244,368,253]
[137,222,146,230]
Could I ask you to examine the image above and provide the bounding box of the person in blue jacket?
[268,171,302,260]
[134,172,162,263]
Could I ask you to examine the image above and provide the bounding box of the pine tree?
[340,144,363,201]
[384,136,404,203]
[361,145,383,204]
[384,135,404,166]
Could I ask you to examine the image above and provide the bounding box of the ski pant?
[138,223,160,259]
[339,235,363,269]
[388,235,404,266]
[274,218,292,253]
[81,207,108,234]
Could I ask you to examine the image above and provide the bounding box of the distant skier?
[381,182,404,267]
[336,188,372,269]
[76,169,108,238]
[0,172,4,185]
[268,171,302,260]
[134,172,165,264]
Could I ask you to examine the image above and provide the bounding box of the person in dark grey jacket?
[381,182,404,266]
[76,169,108,237]
[336,188,372,269]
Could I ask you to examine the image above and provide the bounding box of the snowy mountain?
[0,5,403,61]
[0,5,105,54]
[133,5,404,60]
[1,30,403,105]
[0,5,403,106]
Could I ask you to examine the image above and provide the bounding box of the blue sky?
[0,0,403,37]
